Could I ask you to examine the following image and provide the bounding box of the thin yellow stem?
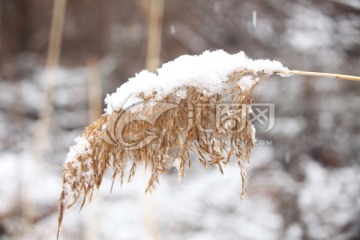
[87,57,102,122]
[146,0,165,72]
[278,70,360,81]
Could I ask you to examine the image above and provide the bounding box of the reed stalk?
[28,0,67,236]
[278,70,360,81]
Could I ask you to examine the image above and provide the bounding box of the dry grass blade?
[56,69,269,238]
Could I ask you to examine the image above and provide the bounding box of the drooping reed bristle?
[57,70,270,238]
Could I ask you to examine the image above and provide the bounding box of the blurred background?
[0,0,360,239]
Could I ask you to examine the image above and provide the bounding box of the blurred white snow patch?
[20,80,43,112]
[0,154,20,213]
[105,50,289,114]
[155,163,283,240]
[0,152,61,212]
[318,112,334,130]
[313,77,341,92]
[286,6,334,51]
[99,200,145,240]
[285,5,347,67]
[272,117,306,137]
[251,146,274,169]
[99,55,118,76]
[298,160,360,239]
[247,18,275,44]
[284,224,303,240]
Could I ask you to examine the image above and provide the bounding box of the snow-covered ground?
[1,143,359,239]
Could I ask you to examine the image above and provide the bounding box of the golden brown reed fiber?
[57,69,268,238]
[277,70,360,81]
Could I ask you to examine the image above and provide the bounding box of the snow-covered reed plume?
[57,50,290,237]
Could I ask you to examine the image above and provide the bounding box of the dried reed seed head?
[57,70,270,238]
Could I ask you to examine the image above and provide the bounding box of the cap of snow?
[65,136,92,163]
[105,50,288,114]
